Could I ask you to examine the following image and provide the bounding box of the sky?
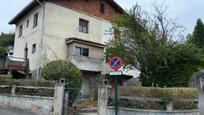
[0,0,204,37]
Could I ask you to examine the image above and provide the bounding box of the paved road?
[0,108,35,115]
[199,92,204,115]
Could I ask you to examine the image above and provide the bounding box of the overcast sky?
[1,0,204,37]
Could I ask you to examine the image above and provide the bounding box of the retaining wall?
[0,94,54,115]
[107,107,200,115]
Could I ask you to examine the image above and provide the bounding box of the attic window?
[100,2,105,14]
[33,13,38,28]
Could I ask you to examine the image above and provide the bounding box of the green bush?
[41,60,82,105]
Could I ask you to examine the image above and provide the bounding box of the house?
[9,0,139,97]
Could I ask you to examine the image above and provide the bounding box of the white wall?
[0,94,54,115]
[41,2,113,67]
[13,5,44,71]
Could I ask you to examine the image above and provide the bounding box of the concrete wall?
[41,2,113,67]
[97,86,200,115]
[0,94,54,115]
[107,107,200,115]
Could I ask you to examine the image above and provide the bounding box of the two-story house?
[9,0,135,97]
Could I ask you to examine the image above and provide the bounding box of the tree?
[0,47,7,58]
[0,32,15,58]
[106,5,204,87]
[191,19,204,49]
[41,60,82,105]
[0,32,15,47]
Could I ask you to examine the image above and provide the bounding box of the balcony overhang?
[65,38,106,48]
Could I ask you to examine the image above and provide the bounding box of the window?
[18,25,23,38]
[75,47,89,57]
[32,44,36,54]
[79,19,89,33]
[33,13,38,28]
[114,29,121,39]
[26,19,29,28]
[100,2,105,14]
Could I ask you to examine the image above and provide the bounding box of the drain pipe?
[35,0,45,80]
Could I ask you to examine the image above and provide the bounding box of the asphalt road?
[199,92,204,115]
[0,108,35,115]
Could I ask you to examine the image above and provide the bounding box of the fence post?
[98,85,110,115]
[11,85,16,95]
[166,102,173,112]
[54,84,64,115]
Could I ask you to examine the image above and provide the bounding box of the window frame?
[33,13,39,28]
[26,19,29,28]
[100,2,105,14]
[75,46,89,57]
[18,25,23,38]
[32,44,36,54]
[79,19,89,34]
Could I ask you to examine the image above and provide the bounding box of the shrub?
[0,79,55,97]
[41,60,82,105]
[109,86,198,110]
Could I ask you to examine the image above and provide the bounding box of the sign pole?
[115,76,118,115]
[108,56,123,115]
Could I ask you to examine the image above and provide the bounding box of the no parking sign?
[108,56,123,71]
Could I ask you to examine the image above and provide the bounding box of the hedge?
[117,86,198,99]
[0,79,56,87]
[0,79,56,97]
[109,86,198,110]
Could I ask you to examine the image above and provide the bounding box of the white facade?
[13,5,44,71]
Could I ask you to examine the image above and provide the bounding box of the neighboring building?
[9,0,140,97]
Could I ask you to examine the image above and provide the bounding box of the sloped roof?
[9,0,126,24]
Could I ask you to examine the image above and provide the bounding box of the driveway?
[199,92,204,115]
[0,108,35,115]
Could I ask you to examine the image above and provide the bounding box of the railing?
[5,56,27,71]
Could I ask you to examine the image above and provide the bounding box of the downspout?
[35,0,45,80]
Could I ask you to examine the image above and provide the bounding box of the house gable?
[9,0,125,24]
[50,0,125,21]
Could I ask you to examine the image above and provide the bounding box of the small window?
[26,19,29,28]
[100,2,105,14]
[114,29,121,39]
[33,13,38,28]
[79,19,89,33]
[32,44,36,54]
[75,47,89,57]
[18,25,23,38]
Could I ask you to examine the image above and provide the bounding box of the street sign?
[108,56,123,71]
[108,56,124,115]
[109,71,122,76]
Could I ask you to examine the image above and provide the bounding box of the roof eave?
[8,1,39,25]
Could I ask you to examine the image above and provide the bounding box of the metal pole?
[114,76,118,115]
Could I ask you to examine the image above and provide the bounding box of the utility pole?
[35,0,45,80]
